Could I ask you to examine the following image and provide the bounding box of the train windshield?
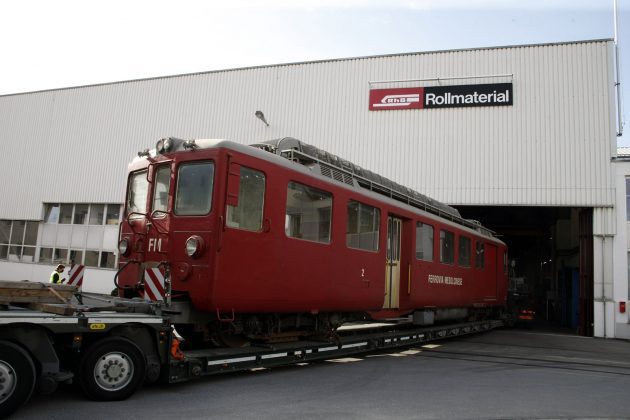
[175,161,215,215]
[127,170,149,217]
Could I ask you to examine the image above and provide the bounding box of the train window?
[285,182,332,243]
[127,170,149,218]
[416,222,434,261]
[458,236,471,267]
[152,166,171,215]
[175,162,215,216]
[440,230,454,264]
[475,242,485,269]
[346,200,380,251]
[226,167,266,231]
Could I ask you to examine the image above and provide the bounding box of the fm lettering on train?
[148,238,162,253]
[427,274,463,286]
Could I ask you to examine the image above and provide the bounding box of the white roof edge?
[0,38,613,98]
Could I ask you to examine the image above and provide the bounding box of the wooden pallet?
[0,280,79,314]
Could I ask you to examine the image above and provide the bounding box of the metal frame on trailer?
[168,319,502,381]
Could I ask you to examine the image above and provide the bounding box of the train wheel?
[78,337,146,401]
[0,340,36,418]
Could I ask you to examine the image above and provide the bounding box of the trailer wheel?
[78,337,146,401]
[0,340,36,418]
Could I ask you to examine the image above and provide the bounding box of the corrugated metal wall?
[0,40,615,220]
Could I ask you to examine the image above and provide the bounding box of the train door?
[384,216,402,309]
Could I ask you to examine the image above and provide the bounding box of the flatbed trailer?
[0,282,502,417]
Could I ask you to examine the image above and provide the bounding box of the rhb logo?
[369,88,424,111]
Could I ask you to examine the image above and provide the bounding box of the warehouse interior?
[457,206,594,336]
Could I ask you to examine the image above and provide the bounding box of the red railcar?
[117,137,507,343]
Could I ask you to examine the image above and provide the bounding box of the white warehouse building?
[0,39,627,339]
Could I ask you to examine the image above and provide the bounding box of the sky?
[1,0,630,144]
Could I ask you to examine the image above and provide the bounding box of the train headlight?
[185,235,205,258]
[156,137,174,154]
[118,238,130,256]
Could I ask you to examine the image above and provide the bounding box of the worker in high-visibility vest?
[50,264,65,284]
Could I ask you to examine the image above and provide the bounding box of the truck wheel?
[0,340,36,418]
[78,337,146,401]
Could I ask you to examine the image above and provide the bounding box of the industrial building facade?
[0,39,626,339]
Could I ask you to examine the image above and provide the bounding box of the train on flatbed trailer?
[0,283,502,417]
[1,137,510,416]
[117,137,508,345]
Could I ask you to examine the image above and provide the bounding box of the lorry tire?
[78,337,146,401]
[0,340,36,418]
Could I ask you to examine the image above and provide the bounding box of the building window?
[626,178,630,222]
[24,222,38,246]
[106,204,121,225]
[440,230,454,264]
[458,236,472,267]
[0,220,39,262]
[22,247,35,263]
[70,249,84,265]
[416,222,434,261]
[44,204,60,223]
[100,251,116,269]
[38,203,120,269]
[8,246,22,262]
[85,250,99,267]
[39,247,53,263]
[285,182,332,243]
[10,221,25,245]
[44,203,121,226]
[226,166,266,231]
[0,220,11,244]
[59,204,73,224]
[89,204,105,225]
[54,248,68,263]
[74,204,89,224]
[346,200,380,251]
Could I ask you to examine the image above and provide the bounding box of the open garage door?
[456,206,594,336]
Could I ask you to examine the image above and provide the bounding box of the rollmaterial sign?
[369,83,513,111]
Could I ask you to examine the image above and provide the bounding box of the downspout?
[615,0,624,137]
[602,236,607,337]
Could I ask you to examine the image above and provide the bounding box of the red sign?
[369,87,424,111]
[369,83,513,111]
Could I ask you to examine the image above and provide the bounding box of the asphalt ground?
[12,328,630,420]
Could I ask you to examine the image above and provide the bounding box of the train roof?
[133,137,501,241]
